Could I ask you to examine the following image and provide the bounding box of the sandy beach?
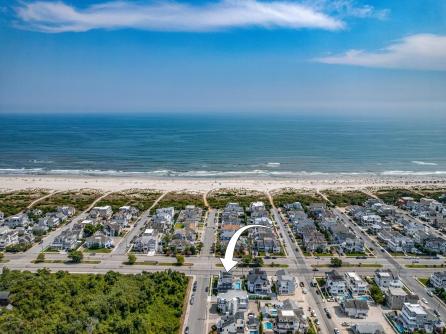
[1,174,445,192]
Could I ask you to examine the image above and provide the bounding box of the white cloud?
[14,0,345,33]
[306,0,389,20]
[315,34,446,71]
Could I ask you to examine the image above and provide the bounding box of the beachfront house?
[344,272,368,296]
[6,214,30,228]
[89,206,113,221]
[0,229,19,249]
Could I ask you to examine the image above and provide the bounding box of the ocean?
[0,113,445,178]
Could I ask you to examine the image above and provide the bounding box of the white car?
[334,329,341,334]
[421,298,428,304]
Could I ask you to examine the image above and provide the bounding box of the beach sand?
[1,175,445,192]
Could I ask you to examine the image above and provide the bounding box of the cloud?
[14,0,345,33]
[315,34,446,71]
[306,0,389,20]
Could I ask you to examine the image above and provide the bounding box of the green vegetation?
[68,250,84,263]
[374,188,422,205]
[322,190,370,207]
[271,189,324,210]
[175,254,185,266]
[5,243,32,253]
[155,191,204,210]
[127,253,136,265]
[368,282,385,304]
[95,189,162,212]
[0,268,188,334]
[417,188,446,202]
[330,257,342,267]
[0,252,3,262]
[417,277,430,286]
[83,223,103,237]
[35,253,45,263]
[0,189,49,216]
[434,288,446,303]
[207,188,269,209]
[34,189,103,213]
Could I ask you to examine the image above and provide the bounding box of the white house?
[325,270,347,296]
[430,271,446,289]
[345,272,368,296]
[275,269,295,295]
[217,290,248,315]
[374,269,402,289]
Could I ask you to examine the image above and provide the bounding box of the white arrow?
[220,224,271,272]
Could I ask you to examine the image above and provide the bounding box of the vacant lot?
[0,269,188,334]
[207,188,269,209]
[34,189,103,213]
[323,190,371,207]
[271,189,324,209]
[95,189,162,212]
[0,189,49,216]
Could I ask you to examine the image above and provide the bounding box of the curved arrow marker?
[220,224,271,272]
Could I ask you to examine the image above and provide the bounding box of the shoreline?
[1,174,445,192]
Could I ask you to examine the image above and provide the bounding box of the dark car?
[184,326,189,334]
[299,282,305,287]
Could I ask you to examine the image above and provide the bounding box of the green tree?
[175,254,185,266]
[369,284,385,304]
[68,250,83,263]
[0,252,4,262]
[36,253,45,263]
[330,257,342,267]
[127,253,136,265]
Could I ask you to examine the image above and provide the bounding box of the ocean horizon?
[1,112,445,178]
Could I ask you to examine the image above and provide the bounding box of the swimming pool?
[233,280,241,290]
[263,321,273,330]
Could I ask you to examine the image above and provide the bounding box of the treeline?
[0,268,188,334]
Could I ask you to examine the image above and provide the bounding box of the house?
[85,231,113,249]
[344,272,368,296]
[217,290,248,315]
[351,322,385,334]
[168,239,191,253]
[360,215,382,226]
[308,203,326,218]
[247,268,271,295]
[103,221,122,237]
[430,271,446,289]
[399,302,440,333]
[172,227,197,242]
[89,206,113,220]
[151,207,174,232]
[246,313,260,334]
[6,214,30,228]
[424,237,446,254]
[0,230,19,249]
[177,205,202,228]
[284,202,304,211]
[275,299,308,334]
[216,312,245,334]
[133,228,159,253]
[249,202,269,222]
[384,287,418,310]
[374,269,402,288]
[275,269,295,295]
[51,230,79,250]
[302,230,328,252]
[341,299,369,318]
[325,270,347,296]
[57,206,76,217]
[217,271,234,293]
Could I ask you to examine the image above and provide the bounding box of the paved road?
[271,206,335,334]
[185,209,216,334]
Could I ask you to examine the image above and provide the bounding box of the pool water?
[263,321,273,330]
[233,281,241,290]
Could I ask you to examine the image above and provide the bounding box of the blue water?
[0,113,445,178]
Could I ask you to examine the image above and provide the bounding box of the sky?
[0,0,445,114]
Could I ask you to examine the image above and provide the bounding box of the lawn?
[417,277,430,286]
[0,189,50,216]
[0,269,189,334]
[322,190,371,207]
[207,188,269,209]
[374,188,423,205]
[95,189,162,212]
[33,189,103,213]
[155,191,204,210]
[271,189,324,210]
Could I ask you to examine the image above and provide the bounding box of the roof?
[343,299,369,310]
[0,291,10,299]
[403,302,427,315]
[352,322,384,334]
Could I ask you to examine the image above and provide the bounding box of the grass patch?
[416,188,446,202]
[313,262,382,268]
[0,189,49,216]
[271,189,324,210]
[322,190,371,207]
[34,189,103,213]
[207,188,269,209]
[125,261,193,267]
[406,264,446,268]
[95,189,162,212]
[155,191,204,210]
[82,248,112,253]
[417,277,430,286]
[374,188,423,205]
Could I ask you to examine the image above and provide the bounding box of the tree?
[127,253,136,265]
[369,284,385,304]
[83,223,101,238]
[175,254,185,266]
[0,252,4,262]
[330,257,342,267]
[36,253,45,263]
[68,250,83,263]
